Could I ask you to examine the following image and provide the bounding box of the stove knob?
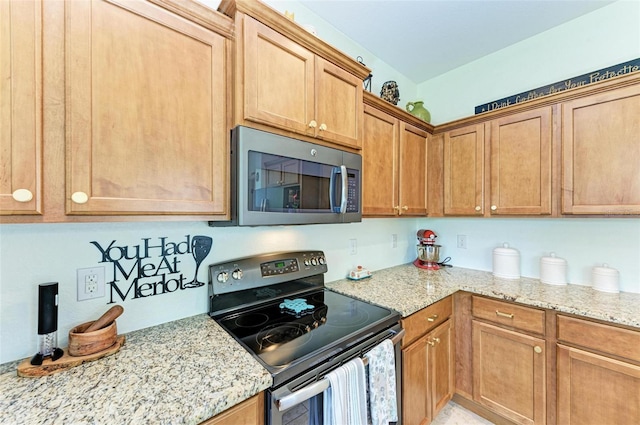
[318,256,326,265]
[216,271,229,283]
[232,269,243,280]
[311,258,318,266]
[320,317,327,324]
[304,259,310,266]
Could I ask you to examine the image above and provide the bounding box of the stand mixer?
[413,229,442,270]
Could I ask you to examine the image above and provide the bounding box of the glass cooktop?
[215,288,397,372]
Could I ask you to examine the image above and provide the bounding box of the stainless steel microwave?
[210,126,362,226]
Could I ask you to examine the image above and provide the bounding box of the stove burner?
[279,298,314,317]
[234,313,269,328]
[257,323,312,351]
[327,301,370,328]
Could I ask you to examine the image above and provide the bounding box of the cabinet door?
[315,57,362,148]
[557,345,640,425]
[403,334,430,425]
[429,319,455,419]
[243,16,314,137]
[398,122,428,216]
[443,124,484,215]
[562,84,640,214]
[473,321,546,425]
[0,0,42,215]
[489,107,552,215]
[201,393,264,425]
[66,0,228,215]
[362,105,399,216]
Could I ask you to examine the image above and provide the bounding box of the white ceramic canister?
[592,264,620,293]
[540,252,567,285]
[492,243,520,279]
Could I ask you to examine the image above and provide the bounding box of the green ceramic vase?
[406,101,431,123]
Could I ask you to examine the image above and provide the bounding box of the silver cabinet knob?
[12,189,33,203]
[308,120,318,128]
[491,205,497,211]
[475,206,481,212]
[319,123,327,131]
[71,191,89,204]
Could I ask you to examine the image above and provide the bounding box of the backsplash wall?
[0,218,417,364]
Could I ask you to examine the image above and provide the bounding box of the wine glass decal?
[185,236,212,288]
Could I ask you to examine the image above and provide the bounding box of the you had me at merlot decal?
[90,235,213,304]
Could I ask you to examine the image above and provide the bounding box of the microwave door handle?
[329,166,338,212]
[339,165,348,214]
[329,166,348,214]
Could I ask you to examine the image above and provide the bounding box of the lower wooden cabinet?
[472,321,546,425]
[200,393,264,425]
[402,297,454,425]
[556,315,640,425]
[557,345,640,425]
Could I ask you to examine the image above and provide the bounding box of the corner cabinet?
[65,0,229,216]
[561,83,640,215]
[362,95,430,217]
[0,0,42,215]
[228,0,368,150]
[402,296,454,425]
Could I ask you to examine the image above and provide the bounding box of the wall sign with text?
[90,235,213,304]
[475,58,640,114]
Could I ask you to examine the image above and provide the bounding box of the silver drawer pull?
[495,310,514,319]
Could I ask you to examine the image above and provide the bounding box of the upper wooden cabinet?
[224,0,368,150]
[561,83,640,215]
[443,106,553,217]
[489,107,553,215]
[0,0,42,215]
[443,124,485,216]
[65,0,229,216]
[362,99,429,217]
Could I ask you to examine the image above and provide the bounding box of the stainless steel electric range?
[208,251,402,425]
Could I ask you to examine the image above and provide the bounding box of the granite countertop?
[2,264,638,425]
[326,264,640,328]
[0,314,272,425]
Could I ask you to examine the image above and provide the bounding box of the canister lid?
[493,242,519,256]
[541,252,567,265]
[592,263,619,276]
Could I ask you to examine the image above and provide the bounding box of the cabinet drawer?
[557,315,640,363]
[472,296,545,335]
[402,296,452,346]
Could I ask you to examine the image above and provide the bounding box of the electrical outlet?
[392,234,398,248]
[77,267,106,301]
[457,234,468,249]
[349,239,357,255]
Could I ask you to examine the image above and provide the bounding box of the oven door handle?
[275,328,405,412]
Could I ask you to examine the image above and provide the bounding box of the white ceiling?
[296,0,617,83]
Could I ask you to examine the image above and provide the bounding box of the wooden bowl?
[68,320,118,357]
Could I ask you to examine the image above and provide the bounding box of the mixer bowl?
[417,245,441,263]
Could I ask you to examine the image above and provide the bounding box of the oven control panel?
[209,251,327,295]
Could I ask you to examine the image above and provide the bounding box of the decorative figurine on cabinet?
[380,81,400,105]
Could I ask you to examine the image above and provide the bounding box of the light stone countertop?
[0,314,272,425]
[326,264,640,328]
[2,264,638,425]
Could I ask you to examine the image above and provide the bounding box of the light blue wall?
[0,219,418,363]
[417,0,640,124]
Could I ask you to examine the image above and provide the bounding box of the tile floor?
[431,401,494,425]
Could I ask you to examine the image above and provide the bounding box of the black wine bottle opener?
[30,282,64,365]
